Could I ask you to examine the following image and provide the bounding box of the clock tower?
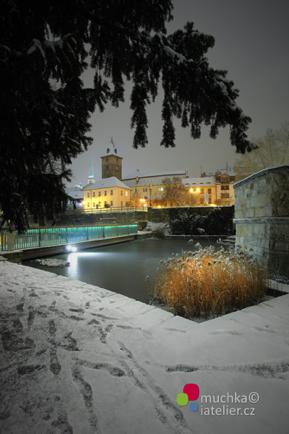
[101,141,123,180]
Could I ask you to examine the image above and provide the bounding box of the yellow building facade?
[123,172,186,207]
[123,172,235,208]
[81,149,235,211]
[83,177,130,210]
[183,172,235,207]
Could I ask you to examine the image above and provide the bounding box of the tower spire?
[88,162,95,184]
[111,137,118,154]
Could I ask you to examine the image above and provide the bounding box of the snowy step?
[126,307,174,329]
[157,314,198,332]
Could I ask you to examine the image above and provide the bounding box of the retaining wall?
[234,166,289,278]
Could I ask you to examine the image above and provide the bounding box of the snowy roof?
[234,165,289,188]
[65,186,84,200]
[83,177,130,190]
[182,176,215,186]
[123,170,186,180]
[123,170,187,187]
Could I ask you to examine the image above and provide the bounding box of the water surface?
[27,238,213,303]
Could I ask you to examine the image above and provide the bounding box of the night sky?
[70,0,289,185]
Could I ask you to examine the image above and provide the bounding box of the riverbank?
[0,261,289,434]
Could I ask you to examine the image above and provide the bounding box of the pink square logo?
[183,383,200,401]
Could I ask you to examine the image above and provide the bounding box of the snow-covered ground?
[0,261,289,434]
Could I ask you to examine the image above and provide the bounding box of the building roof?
[65,186,84,200]
[83,177,130,190]
[123,170,186,180]
[123,170,187,187]
[182,176,215,186]
[234,165,289,188]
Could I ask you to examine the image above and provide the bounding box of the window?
[93,192,95,197]
[208,188,211,194]
[98,191,101,196]
[200,188,204,193]
[111,201,113,206]
[221,185,230,190]
[87,203,90,207]
[87,192,90,198]
[104,190,107,196]
[110,190,113,195]
[121,190,123,196]
[221,193,230,198]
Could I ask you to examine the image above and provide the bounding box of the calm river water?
[26,238,215,303]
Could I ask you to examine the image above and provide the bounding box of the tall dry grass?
[154,246,265,318]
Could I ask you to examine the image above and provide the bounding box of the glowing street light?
[66,245,78,252]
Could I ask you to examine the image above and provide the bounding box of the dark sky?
[70,0,289,185]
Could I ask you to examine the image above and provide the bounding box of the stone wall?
[234,166,289,278]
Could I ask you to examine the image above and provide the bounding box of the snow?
[146,221,170,235]
[35,258,70,267]
[27,39,47,67]
[234,165,289,187]
[0,261,289,434]
[163,45,186,64]
[123,170,187,187]
[182,176,215,186]
[84,177,130,190]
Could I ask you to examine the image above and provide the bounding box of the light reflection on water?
[28,238,214,303]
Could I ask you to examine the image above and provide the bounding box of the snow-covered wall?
[234,166,289,278]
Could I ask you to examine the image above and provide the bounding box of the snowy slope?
[0,261,288,434]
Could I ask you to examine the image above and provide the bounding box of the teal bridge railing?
[0,224,138,252]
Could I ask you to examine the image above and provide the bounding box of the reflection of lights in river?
[67,253,79,278]
[67,251,112,278]
[66,244,77,252]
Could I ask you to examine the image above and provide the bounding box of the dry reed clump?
[154,246,265,318]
